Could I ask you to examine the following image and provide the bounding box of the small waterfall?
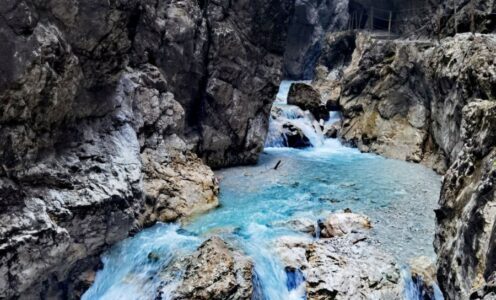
[266,80,328,149]
[402,267,445,300]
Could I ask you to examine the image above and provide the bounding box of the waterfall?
[266,80,328,149]
[402,267,445,300]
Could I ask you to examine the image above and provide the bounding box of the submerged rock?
[167,237,255,300]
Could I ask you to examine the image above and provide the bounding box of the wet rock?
[282,123,312,148]
[275,234,402,300]
[287,83,329,121]
[408,256,440,300]
[273,218,317,235]
[320,212,372,238]
[323,123,341,139]
[169,237,255,300]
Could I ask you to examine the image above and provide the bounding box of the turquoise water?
[82,139,442,300]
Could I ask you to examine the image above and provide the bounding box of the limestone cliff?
[313,32,496,299]
[0,0,293,298]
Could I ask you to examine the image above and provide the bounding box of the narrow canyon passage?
[82,84,443,300]
[1,1,495,299]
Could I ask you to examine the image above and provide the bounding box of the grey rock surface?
[314,32,496,299]
[275,216,402,300]
[287,82,328,121]
[0,0,294,298]
[283,0,349,79]
[165,237,255,300]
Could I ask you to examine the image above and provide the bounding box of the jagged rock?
[409,256,440,300]
[328,33,496,174]
[428,0,496,37]
[320,212,372,238]
[287,83,328,121]
[167,237,255,300]
[198,0,294,168]
[0,0,299,297]
[283,0,349,79]
[435,100,496,299]
[274,214,401,299]
[275,234,402,300]
[313,31,356,111]
[282,123,312,148]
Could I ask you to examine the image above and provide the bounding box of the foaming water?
[267,80,340,149]
[83,140,442,300]
[266,104,325,148]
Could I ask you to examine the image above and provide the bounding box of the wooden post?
[454,0,458,34]
[388,11,392,40]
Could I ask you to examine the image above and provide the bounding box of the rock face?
[313,32,496,298]
[197,0,294,168]
[283,0,349,79]
[435,100,496,299]
[165,237,255,300]
[0,0,295,298]
[331,33,496,174]
[429,0,496,37]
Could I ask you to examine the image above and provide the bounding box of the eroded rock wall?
[315,32,496,299]
[333,33,496,174]
[0,0,293,298]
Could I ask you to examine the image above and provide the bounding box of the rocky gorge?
[1,0,495,300]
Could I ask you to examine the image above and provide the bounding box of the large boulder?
[275,234,402,300]
[287,83,329,121]
[320,212,372,238]
[165,237,255,300]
